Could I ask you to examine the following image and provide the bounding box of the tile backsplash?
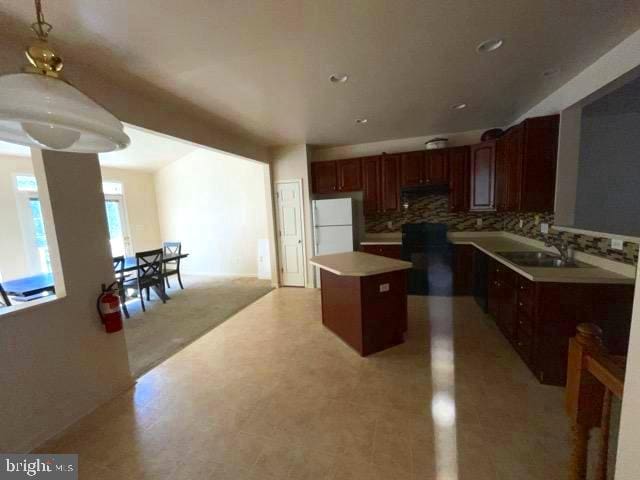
[365,193,639,265]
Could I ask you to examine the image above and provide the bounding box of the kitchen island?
[310,252,412,356]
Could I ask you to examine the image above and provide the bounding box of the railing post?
[566,323,606,480]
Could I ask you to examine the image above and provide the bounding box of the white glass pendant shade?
[0,73,130,153]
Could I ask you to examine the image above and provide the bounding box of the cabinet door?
[400,151,425,187]
[469,141,496,211]
[380,154,401,212]
[495,136,508,211]
[453,244,474,295]
[425,149,449,184]
[520,115,559,212]
[311,161,337,194]
[448,146,469,212]
[504,125,524,211]
[337,158,362,192]
[362,156,381,214]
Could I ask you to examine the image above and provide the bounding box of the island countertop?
[310,251,412,277]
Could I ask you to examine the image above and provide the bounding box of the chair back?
[113,255,126,282]
[0,281,11,307]
[163,242,182,268]
[136,249,164,287]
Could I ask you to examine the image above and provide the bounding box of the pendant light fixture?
[0,0,130,153]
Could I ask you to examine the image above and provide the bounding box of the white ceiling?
[99,126,196,172]
[1,1,640,148]
[0,126,197,172]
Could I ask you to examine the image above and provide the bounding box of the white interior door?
[276,181,305,287]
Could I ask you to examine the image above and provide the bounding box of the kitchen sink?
[497,251,590,268]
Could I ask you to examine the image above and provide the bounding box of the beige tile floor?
[36,289,572,479]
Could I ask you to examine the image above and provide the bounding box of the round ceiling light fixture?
[355,118,368,124]
[476,38,504,53]
[329,74,349,83]
[452,103,468,110]
[0,0,130,153]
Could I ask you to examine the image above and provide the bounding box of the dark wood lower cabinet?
[486,258,633,385]
[453,244,474,295]
[360,244,402,259]
[320,269,408,356]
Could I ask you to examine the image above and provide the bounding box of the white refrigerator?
[312,198,355,287]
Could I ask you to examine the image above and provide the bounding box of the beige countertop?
[449,233,635,284]
[310,252,412,277]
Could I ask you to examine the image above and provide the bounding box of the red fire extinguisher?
[97,282,123,333]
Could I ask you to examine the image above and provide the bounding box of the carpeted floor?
[123,275,273,377]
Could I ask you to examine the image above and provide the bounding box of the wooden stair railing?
[566,323,627,480]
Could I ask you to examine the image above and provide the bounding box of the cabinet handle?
[520,285,525,290]
[519,302,524,307]
[517,342,524,347]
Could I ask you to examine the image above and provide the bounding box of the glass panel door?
[28,197,51,273]
[104,197,131,257]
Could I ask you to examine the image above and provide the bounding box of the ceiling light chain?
[31,0,53,41]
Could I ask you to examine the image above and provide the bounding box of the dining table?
[3,253,189,300]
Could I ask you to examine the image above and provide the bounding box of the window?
[102,181,131,257]
[14,176,51,275]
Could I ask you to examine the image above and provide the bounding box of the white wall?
[0,151,132,453]
[154,149,268,277]
[100,167,162,252]
[0,159,163,281]
[269,145,314,287]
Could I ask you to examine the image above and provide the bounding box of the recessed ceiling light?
[329,74,349,83]
[543,68,559,78]
[476,38,504,53]
[452,103,467,110]
[355,118,368,124]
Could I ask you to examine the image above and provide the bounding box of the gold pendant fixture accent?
[24,0,64,78]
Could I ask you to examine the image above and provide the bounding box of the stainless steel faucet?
[545,237,571,262]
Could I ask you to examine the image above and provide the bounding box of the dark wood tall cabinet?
[469,141,496,211]
[380,154,401,212]
[448,146,470,212]
[495,114,559,212]
[362,156,381,214]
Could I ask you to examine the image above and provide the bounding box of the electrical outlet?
[476,218,483,228]
[611,238,624,250]
[540,223,549,234]
[386,221,393,230]
[518,219,524,229]
[379,283,390,293]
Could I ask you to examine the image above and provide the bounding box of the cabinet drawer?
[361,244,402,259]
[517,310,534,336]
[515,329,533,364]
[517,277,535,315]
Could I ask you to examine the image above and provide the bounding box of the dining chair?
[124,249,166,312]
[113,256,130,319]
[163,241,184,290]
[0,281,11,307]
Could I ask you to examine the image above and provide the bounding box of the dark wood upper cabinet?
[400,151,425,187]
[362,156,381,214]
[337,158,362,192]
[380,154,401,212]
[495,114,559,212]
[469,141,496,211]
[425,149,449,184]
[519,115,559,212]
[311,161,337,194]
[448,146,470,212]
